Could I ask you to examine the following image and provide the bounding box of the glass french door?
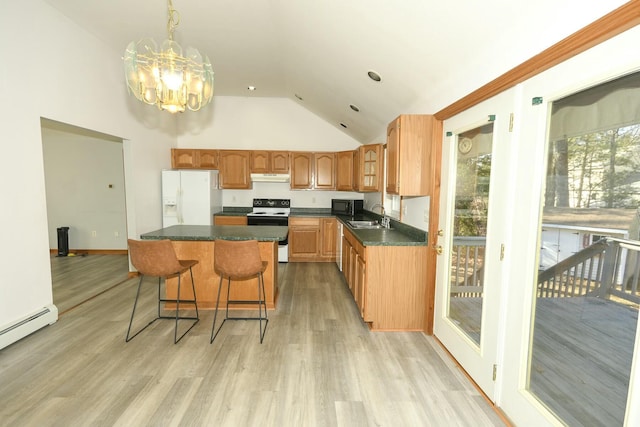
[434,88,517,399]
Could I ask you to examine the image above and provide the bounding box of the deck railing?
[450,236,486,297]
[450,236,640,305]
[537,237,640,304]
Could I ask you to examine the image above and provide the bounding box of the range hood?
[250,173,290,183]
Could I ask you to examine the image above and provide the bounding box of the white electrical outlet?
[114,231,119,237]
[312,197,316,204]
[91,231,97,237]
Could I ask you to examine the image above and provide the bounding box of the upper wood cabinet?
[386,115,441,196]
[250,150,290,174]
[198,150,219,169]
[218,150,251,189]
[290,152,313,189]
[314,152,336,190]
[270,151,290,173]
[290,152,336,190]
[250,151,270,173]
[336,150,355,191]
[171,149,218,169]
[357,144,383,192]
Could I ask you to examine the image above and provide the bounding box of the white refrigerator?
[162,170,222,227]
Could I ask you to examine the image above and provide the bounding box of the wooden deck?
[450,295,638,426]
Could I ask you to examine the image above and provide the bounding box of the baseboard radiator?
[0,305,58,350]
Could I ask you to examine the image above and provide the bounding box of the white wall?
[0,1,176,331]
[42,126,127,250]
[177,96,362,151]
[223,181,362,209]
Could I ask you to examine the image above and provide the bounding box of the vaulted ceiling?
[44,0,626,143]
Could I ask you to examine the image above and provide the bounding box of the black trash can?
[57,227,70,257]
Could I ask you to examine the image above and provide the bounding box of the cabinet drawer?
[289,217,320,228]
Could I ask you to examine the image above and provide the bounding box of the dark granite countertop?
[335,214,428,247]
[140,225,288,242]
[214,207,253,216]
[212,207,427,246]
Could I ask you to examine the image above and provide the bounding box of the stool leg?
[258,272,268,343]
[210,274,225,343]
[173,271,200,344]
[126,275,161,342]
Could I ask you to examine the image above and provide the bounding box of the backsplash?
[222,181,362,208]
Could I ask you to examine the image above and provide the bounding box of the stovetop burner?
[248,198,291,217]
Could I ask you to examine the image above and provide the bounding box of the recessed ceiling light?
[247,86,257,91]
[349,104,360,112]
[367,70,382,82]
[339,122,348,128]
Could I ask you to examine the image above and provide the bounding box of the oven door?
[247,215,289,262]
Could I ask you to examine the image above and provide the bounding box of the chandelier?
[123,0,214,113]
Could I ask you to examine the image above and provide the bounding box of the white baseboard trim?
[0,304,58,350]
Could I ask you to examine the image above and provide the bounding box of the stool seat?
[211,239,269,343]
[127,239,199,344]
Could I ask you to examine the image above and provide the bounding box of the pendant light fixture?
[123,0,214,113]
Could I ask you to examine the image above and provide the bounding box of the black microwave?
[331,199,364,216]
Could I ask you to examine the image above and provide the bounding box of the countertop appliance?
[331,199,364,216]
[247,198,290,262]
[162,170,222,227]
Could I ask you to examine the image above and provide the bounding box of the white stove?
[247,199,290,262]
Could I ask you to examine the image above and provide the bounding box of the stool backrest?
[215,239,263,278]
[128,239,184,277]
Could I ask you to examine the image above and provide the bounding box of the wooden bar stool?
[210,239,268,344]
[126,239,199,344]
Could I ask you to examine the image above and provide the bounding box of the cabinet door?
[342,237,351,280]
[172,149,198,168]
[359,144,382,192]
[386,118,400,194]
[386,115,440,196]
[270,151,290,173]
[336,150,355,191]
[314,152,336,190]
[320,218,337,259]
[250,151,270,173]
[290,152,313,189]
[289,228,320,261]
[199,150,218,169]
[356,254,366,318]
[219,150,251,189]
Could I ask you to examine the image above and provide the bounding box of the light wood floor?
[1,260,506,426]
[51,254,130,313]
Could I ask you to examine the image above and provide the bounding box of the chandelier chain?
[167,0,180,41]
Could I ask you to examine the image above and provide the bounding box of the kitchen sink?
[348,220,385,229]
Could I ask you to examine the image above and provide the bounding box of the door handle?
[433,245,443,255]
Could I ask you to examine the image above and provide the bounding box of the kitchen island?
[140,225,288,309]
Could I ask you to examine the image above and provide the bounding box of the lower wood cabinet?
[342,226,427,331]
[289,216,336,262]
[214,215,248,225]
